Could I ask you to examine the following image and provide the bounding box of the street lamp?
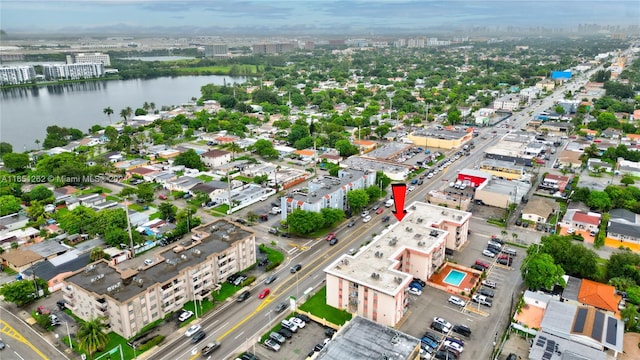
[64,320,73,350]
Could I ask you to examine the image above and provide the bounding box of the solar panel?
[543,351,552,360]
[606,319,618,345]
[592,311,604,340]
[546,343,554,352]
[539,336,547,341]
[573,308,587,332]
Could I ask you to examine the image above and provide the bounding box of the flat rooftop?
[341,156,412,175]
[363,142,411,160]
[325,202,462,296]
[315,316,420,360]
[65,219,253,303]
[479,178,531,198]
[412,127,469,140]
[480,159,525,172]
[291,170,367,203]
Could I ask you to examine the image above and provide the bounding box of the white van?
[385,199,394,208]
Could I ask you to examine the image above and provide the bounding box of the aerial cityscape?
[0,1,640,360]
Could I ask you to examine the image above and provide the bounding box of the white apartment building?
[0,65,36,85]
[280,170,377,220]
[61,219,256,338]
[66,52,111,66]
[204,44,229,57]
[43,63,105,80]
[493,95,520,111]
[324,202,471,327]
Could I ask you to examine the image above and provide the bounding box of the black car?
[56,300,66,311]
[470,264,486,272]
[240,352,259,360]
[236,218,247,225]
[381,215,391,222]
[278,328,292,338]
[515,218,522,226]
[227,274,240,284]
[506,354,517,360]
[290,264,302,273]
[430,321,448,334]
[237,291,251,302]
[523,222,529,228]
[280,232,291,238]
[191,330,206,344]
[296,313,311,323]
[257,258,269,266]
[497,257,513,266]
[271,202,279,207]
[329,238,338,246]
[325,327,337,337]
[452,324,472,337]
[434,350,458,360]
[314,343,324,352]
[422,331,442,343]
[536,223,544,231]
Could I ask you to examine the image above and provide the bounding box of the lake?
[0,75,247,150]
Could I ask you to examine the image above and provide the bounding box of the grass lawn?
[259,245,284,264]
[179,299,215,326]
[213,282,240,302]
[64,332,138,360]
[298,286,352,326]
[174,64,258,75]
[196,174,213,182]
[234,175,254,183]
[128,203,147,212]
[149,212,162,220]
[212,203,229,214]
[105,195,121,202]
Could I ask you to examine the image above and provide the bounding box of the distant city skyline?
[1,0,638,36]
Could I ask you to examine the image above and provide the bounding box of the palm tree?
[149,102,156,113]
[103,107,114,124]
[34,139,40,150]
[501,230,508,240]
[119,107,133,125]
[142,101,150,112]
[512,233,518,244]
[77,317,109,358]
[226,142,242,160]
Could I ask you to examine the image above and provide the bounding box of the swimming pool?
[443,269,466,287]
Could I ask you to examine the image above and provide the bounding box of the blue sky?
[1,0,638,34]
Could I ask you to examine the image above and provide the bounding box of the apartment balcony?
[96,298,108,310]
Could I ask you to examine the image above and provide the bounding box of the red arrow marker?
[391,183,408,222]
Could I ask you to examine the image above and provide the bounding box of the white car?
[482,249,496,258]
[448,296,466,307]
[567,228,576,234]
[184,324,202,337]
[408,287,422,296]
[433,317,452,330]
[482,280,497,289]
[144,258,154,266]
[444,340,464,354]
[407,186,416,192]
[290,317,306,329]
[362,215,372,223]
[178,310,194,322]
[361,210,370,217]
[427,173,434,179]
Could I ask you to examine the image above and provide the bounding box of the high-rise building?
[0,65,36,85]
[42,63,105,80]
[204,44,229,58]
[252,42,295,54]
[61,219,256,338]
[66,52,111,66]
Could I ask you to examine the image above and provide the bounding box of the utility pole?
[126,198,134,258]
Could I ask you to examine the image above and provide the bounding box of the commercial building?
[200,149,231,168]
[203,44,229,57]
[315,316,420,360]
[493,95,520,111]
[341,156,412,181]
[252,42,295,54]
[42,63,105,80]
[479,159,527,180]
[280,170,376,219]
[407,127,473,149]
[324,202,470,327]
[474,178,531,209]
[0,65,36,85]
[484,133,538,166]
[66,52,111,66]
[61,219,256,338]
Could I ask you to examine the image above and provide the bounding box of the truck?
[201,341,220,356]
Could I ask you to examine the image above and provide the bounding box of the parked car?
[433,317,452,331]
[264,338,281,352]
[409,287,422,296]
[434,350,459,360]
[290,264,302,273]
[444,340,464,354]
[281,319,298,333]
[515,218,522,226]
[291,317,306,329]
[481,280,497,289]
[448,296,466,307]
[430,321,449,334]
[475,260,490,269]
[269,332,286,345]
[178,311,194,322]
[471,294,493,307]
[278,328,292,339]
[470,264,486,271]
[482,249,496,258]
[452,324,472,337]
[423,331,442,343]
[478,288,495,298]
[497,256,513,266]
[413,278,427,287]
[295,313,311,323]
[237,291,251,302]
[185,324,202,337]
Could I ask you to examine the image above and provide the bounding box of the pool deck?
[427,262,482,297]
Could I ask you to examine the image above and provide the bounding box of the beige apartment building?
[61,219,256,338]
[324,202,471,327]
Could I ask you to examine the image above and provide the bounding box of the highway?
[149,71,593,360]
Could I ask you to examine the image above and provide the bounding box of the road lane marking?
[234,331,245,340]
[0,320,47,360]
[14,351,25,360]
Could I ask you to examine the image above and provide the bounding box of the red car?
[375,208,384,215]
[326,233,336,241]
[259,288,270,299]
[475,260,490,269]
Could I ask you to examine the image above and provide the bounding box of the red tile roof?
[572,212,601,226]
[578,279,622,314]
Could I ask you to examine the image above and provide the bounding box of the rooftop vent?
[191,249,201,256]
[371,273,380,279]
[165,259,178,266]
[394,277,403,284]
[418,241,425,246]
[406,227,412,232]
[414,233,422,240]
[429,230,439,237]
[84,264,97,273]
[90,274,105,283]
[417,218,423,223]
[389,238,397,246]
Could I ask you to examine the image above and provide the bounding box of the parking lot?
[396,231,525,360]
[252,314,332,360]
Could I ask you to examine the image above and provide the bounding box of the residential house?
[0,249,43,272]
[606,208,640,250]
[540,174,571,193]
[319,153,343,164]
[24,239,69,261]
[274,145,296,158]
[353,140,377,153]
[561,210,601,240]
[165,176,203,193]
[324,202,470,327]
[53,186,79,202]
[0,213,29,232]
[562,276,622,318]
[126,166,160,179]
[601,128,622,139]
[293,149,317,163]
[617,158,640,177]
[190,181,229,202]
[521,197,557,224]
[587,158,613,173]
[70,193,105,210]
[61,219,256,339]
[556,150,582,169]
[200,149,231,168]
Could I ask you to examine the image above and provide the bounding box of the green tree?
[136,183,155,203]
[119,106,133,124]
[158,202,177,220]
[287,124,310,145]
[77,317,110,358]
[28,185,54,203]
[365,185,382,202]
[375,171,392,190]
[521,253,566,291]
[90,247,108,262]
[173,149,205,170]
[2,153,30,171]
[103,106,114,123]
[587,190,612,211]
[0,278,49,306]
[286,209,324,235]
[0,195,22,216]
[253,139,279,158]
[320,208,345,227]
[335,139,358,157]
[621,304,639,331]
[0,142,13,157]
[539,235,600,280]
[606,251,640,283]
[620,174,635,186]
[225,142,242,160]
[347,189,369,213]
[58,206,96,234]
